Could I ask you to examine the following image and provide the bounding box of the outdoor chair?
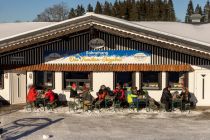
[95,100,104,111]
[158,102,166,112]
[83,101,94,112]
[172,99,182,111]
[26,102,35,111]
[104,96,114,108]
[129,97,139,111]
[46,99,58,111]
[182,102,191,113]
[113,99,121,111]
[138,98,150,112]
[68,97,78,112]
[147,100,159,112]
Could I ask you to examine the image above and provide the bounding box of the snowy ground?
[1,107,210,140]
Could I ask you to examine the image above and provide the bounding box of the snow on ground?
[18,106,203,119]
[1,107,210,140]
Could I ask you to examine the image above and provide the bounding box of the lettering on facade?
[89,38,105,49]
[10,56,24,62]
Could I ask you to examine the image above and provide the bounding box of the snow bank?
[19,106,205,120]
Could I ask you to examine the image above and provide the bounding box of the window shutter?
[139,72,142,89]
[185,72,189,88]
[165,72,169,87]
[132,72,136,87]
[113,72,116,89]
[158,72,162,90]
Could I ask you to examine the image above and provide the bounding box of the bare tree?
[34,3,69,22]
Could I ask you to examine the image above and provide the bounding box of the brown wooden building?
[0,13,210,105]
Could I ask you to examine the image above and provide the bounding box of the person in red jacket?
[113,84,125,102]
[27,85,38,103]
[44,89,55,103]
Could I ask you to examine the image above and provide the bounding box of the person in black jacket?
[180,87,191,109]
[161,85,172,112]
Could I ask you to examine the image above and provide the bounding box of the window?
[167,72,188,89]
[0,71,4,89]
[35,71,54,89]
[63,72,92,90]
[141,72,162,90]
[114,72,135,88]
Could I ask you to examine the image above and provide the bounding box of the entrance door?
[11,72,27,104]
[195,70,210,106]
[114,72,135,88]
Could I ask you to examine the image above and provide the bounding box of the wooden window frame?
[113,72,136,89]
[34,71,55,90]
[140,72,162,90]
[0,70,4,89]
[62,72,93,90]
[166,72,188,90]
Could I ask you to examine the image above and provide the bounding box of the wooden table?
[172,99,182,111]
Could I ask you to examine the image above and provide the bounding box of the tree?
[87,4,94,12]
[33,3,69,22]
[195,4,202,15]
[95,1,103,14]
[204,0,210,22]
[185,0,194,22]
[103,1,112,16]
[75,5,85,16]
[124,0,133,20]
[168,0,176,21]
[129,2,139,21]
[68,8,76,19]
[111,0,121,17]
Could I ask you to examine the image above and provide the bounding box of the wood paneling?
[0,29,210,67]
[1,64,193,72]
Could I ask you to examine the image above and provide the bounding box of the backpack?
[189,93,198,105]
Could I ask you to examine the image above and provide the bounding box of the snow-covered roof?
[133,21,210,45]
[0,22,55,41]
[0,12,210,52]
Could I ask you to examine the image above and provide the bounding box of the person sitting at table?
[44,89,55,104]
[139,88,160,109]
[180,87,191,109]
[82,84,94,111]
[70,83,79,98]
[127,87,138,107]
[27,85,38,106]
[113,84,126,105]
[69,83,82,110]
[94,85,107,108]
[161,85,172,112]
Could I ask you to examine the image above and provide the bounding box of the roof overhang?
[1,64,194,72]
[0,13,210,60]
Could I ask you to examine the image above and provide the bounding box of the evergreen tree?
[130,1,139,21]
[137,0,144,20]
[185,0,194,22]
[168,0,176,21]
[68,8,76,19]
[119,1,126,19]
[163,0,169,21]
[95,1,103,14]
[195,4,201,14]
[146,0,153,21]
[153,0,162,21]
[112,0,121,17]
[75,5,85,16]
[103,1,112,16]
[204,0,210,22]
[124,0,133,20]
[87,4,94,12]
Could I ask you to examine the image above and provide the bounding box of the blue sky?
[0,0,207,22]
